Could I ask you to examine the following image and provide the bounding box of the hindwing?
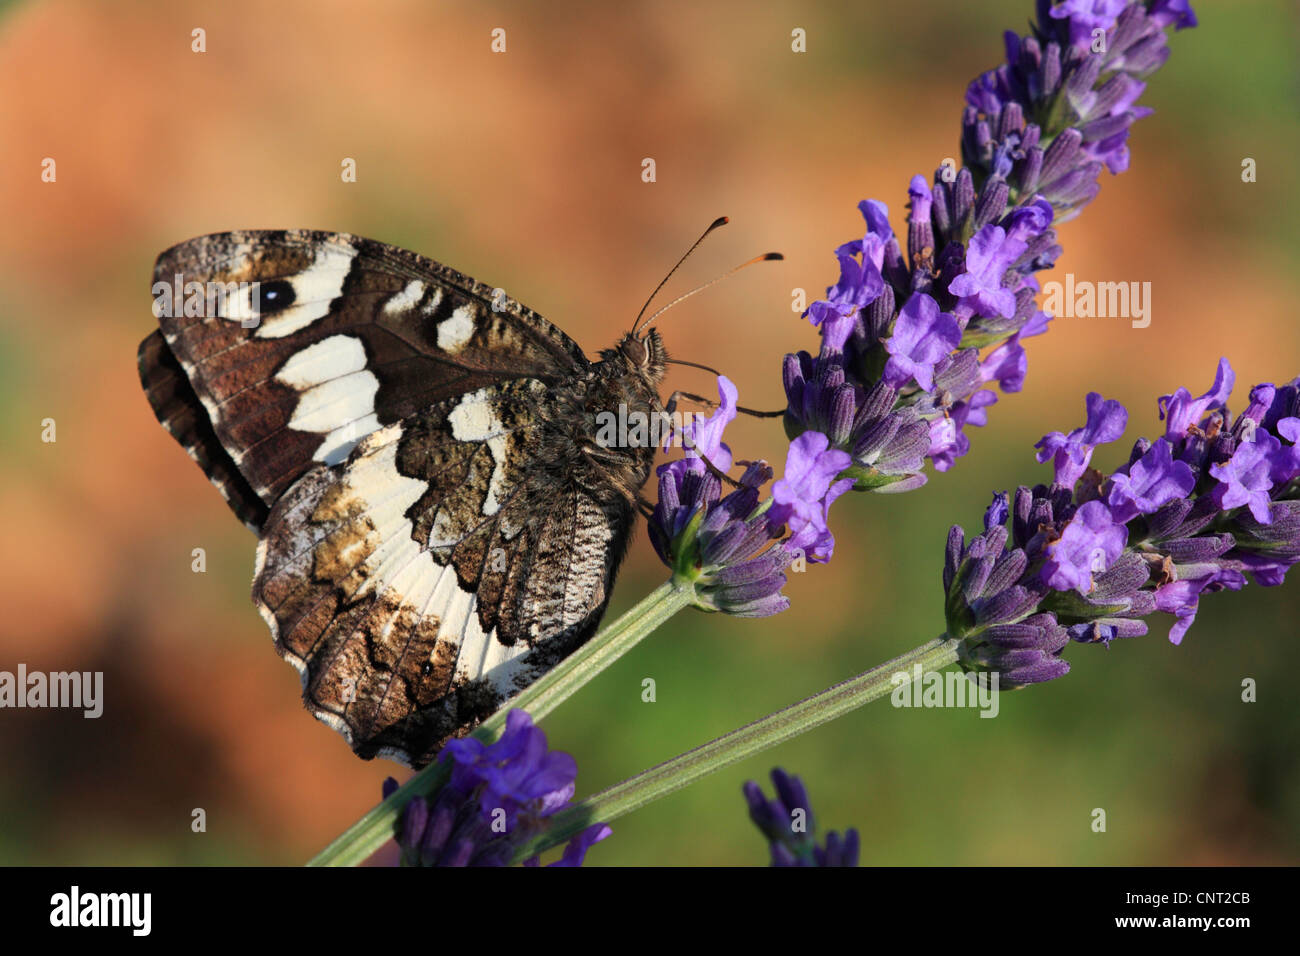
[252,379,636,765]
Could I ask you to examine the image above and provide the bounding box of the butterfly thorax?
[534,329,668,504]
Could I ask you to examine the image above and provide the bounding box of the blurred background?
[0,0,1296,865]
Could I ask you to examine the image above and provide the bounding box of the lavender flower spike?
[385,709,610,867]
[651,379,854,616]
[785,2,1197,490]
[948,359,1300,689]
[743,768,860,867]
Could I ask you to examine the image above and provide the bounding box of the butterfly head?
[610,329,668,386]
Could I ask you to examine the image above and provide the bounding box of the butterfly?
[138,229,674,767]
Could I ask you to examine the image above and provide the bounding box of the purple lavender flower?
[1269,422,1300,484]
[767,432,854,562]
[1159,357,1234,440]
[441,711,577,828]
[968,2,1184,204]
[1106,437,1195,523]
[838,199,895,265]
[1209,434,1278,524]
[653,378,793,616]
[650,461,792,618]
[825,255,880,317]
[661,374,736,482]
[1150,0,1198,30]
[947,358,1300,688]
[385,710,610,867]
[805,299,856,353]
[948,224,1027,321]
[930,390,999,472]
[743,768,859,867]
[1049,0,1131,49]
[1041,499,1129,593]
[882,293,961,392]
[1001,196,1056,246]
[1153,567,1246,646]
[802,199,894,351]
[1034,391,1128,486]
[651,380,855,616]
[979,335,1028,393]
[784,1,1197,490]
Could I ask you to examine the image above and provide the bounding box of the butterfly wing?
[140,230,658,765]
[138,328,269,529]
[138,230,588,529]
[252,379,638,766]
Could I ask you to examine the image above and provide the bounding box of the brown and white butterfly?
[138,230,671,767]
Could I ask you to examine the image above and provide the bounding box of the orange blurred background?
[0,0,1297,865]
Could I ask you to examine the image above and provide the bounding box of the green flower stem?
[514,634,961,861]
[307,579,695,867]
[504,581,696,725]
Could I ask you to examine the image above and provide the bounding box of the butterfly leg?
[651,393,744,490]
[665,389,785,419]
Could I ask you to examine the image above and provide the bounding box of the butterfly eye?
[622,337,648,366]
[256,279,296,314]
[421,661,433,677]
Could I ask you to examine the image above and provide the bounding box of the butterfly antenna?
[633,251,784,337]
[631,217,730,335]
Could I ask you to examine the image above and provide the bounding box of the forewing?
[141,230,587,525]
[252,379,635,766]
